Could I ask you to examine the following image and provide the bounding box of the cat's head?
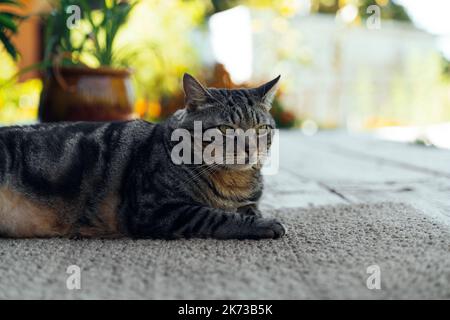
[172,73,280,171]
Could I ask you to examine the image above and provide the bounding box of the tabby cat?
[0,74,285,239]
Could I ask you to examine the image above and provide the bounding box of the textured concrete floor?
[0,202,449,299]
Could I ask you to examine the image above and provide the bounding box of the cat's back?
[0,120,156,155]
[0,119,154,140]
[0,119,158,182]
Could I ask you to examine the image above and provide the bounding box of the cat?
[0,73,285,240]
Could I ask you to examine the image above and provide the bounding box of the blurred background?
[1,0,450,148]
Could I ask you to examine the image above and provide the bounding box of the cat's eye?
[217,125,235,135]
[255,125,272,136]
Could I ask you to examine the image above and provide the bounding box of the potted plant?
[0,0,22,61]
[38,0,138,122]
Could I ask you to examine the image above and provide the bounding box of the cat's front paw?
[250,218,286,239]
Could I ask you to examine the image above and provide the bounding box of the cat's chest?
[206,170,260,210]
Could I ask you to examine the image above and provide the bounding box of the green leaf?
[0,0,23,7]
[43,0,139,68]
[0,31,18,60]
[0,13,18,32]
[0,12,23,21]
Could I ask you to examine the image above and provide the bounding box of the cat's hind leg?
[0,186,69,238]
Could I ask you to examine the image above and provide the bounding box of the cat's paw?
[251,218,286,239]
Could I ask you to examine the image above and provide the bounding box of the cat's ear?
[183,73,210,111]
[252,75,281,110]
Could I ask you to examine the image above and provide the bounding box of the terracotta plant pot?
[39,66,136,122]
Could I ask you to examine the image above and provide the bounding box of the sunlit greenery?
[0,52,42,124]
[116,0,208,101]
[44,0,137,67]
[0,0,23,60]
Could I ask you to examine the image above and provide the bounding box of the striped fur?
[0,74,285,239]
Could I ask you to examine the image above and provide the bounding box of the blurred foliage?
[0,51,42,124]
[208,0,410,21]
[44,0,138,68]
[0,0,23,60]
[311,0,410,21]
[208,0,304,17]
[117,0,208,103]
[442,57,450,80]
[357,0,410,22]
[271,96,298,128]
